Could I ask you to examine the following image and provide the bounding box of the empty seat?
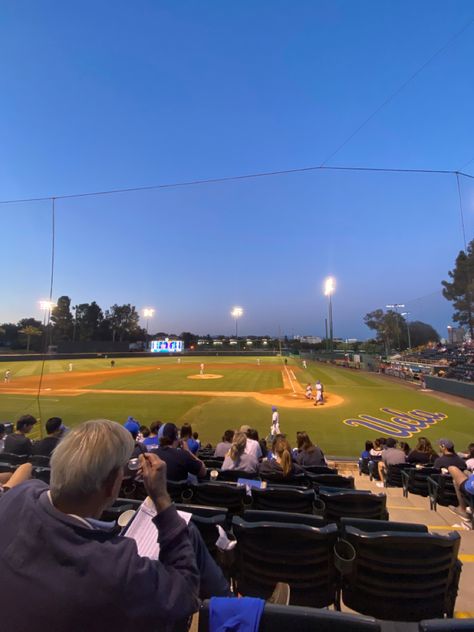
[428,474,459,510]
[310,474,355,490]
[318,489,388,521]
[382,463,414,488]
[199,601,381,632]
[183,482,249,515]
[0,452,28,466]
[340,525,462,621]
[232,516,338,607]
[402,467,437,498]
[251,487,317,514]
[243,509,326,529]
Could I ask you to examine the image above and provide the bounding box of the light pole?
[142,308,155,348]
[401,312,412,350]
[39,300,55,349]
[231,307,243,346]
[324,277,335,354]
[386,303,405,351]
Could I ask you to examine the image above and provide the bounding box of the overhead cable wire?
[455,173,468,251]
[0,164,473,206]
[319,15,474,167]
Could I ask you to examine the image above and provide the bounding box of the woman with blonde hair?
[222,431,258,473]
[258,436,303,479]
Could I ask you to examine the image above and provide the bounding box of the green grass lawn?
[1,356,473,456]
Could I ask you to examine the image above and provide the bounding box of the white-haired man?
[0,419,204,631]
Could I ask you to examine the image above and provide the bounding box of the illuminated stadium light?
[39,300,55,311]
[231,306,244,341]
[142,308,155,318]
[324,277,335,297]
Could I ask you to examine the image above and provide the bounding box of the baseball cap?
[438,438,454,450]
[124,417,140,434]
[272,406,277,412]
[465,474,474,495]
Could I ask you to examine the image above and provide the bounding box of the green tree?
[442,239,474,338]
[407,321,440,347]
[50,296,74,341]
[364,309,407,352]
[74,301,104,341]
[19,326,43,351]
[108,304,141,342]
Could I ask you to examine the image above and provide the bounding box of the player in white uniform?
[68,362,73,372]
[4,369,11,383]
[200,363,204,375]
[270,406,280,439]
[257,358,260,366]
[314,380,324,405]
[305,383,313,399]
[302,360,307,369]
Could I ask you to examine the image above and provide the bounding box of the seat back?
[167,480,190,503]
[319,490,388,521]
[185,482,248,514]
[217,469,260,482]
[303,466,338,475]
[340,517,427,534]
[0,452,28,466]
[341,526,461,621]
[260,473,311,487]
[29,454,51,467]
[311,474,355,490]
[32,467,51,484]
[384,463,414,487]
[403,467,437,497]
[250,487,316,514]
[175,504,228,559]
[243,510,326,528]
[232,516,338,607]
[418,619,474,631]
[428,474,459,508]
[199,601,381,632]
[203,459,225,469]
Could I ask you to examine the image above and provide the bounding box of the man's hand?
[139,453,171,512]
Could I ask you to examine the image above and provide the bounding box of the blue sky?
[0,1,473,338]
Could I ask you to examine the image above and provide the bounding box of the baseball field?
[0,355,473,457]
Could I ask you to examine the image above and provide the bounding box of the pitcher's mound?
[187,374,223,380]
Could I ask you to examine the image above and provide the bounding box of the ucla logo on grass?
[343,408,447,438]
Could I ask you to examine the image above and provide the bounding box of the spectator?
[0,419,218,630]
[4,415,37,456]
[433,439,466,470]
[240,425,263,459]
[156,423,206,481]
[192,432,201,449]
[369,438,384,459]
[447,465,474,520]
[0,424,5,452]
[0,462,33,497]
[361,441,374,460]
[295,431,327,467]
[214,430,234,457]
[259,436,303,479]
[32,417,66,458]
[221,432,258,473]
[377,437,406,482]
[399,442,411,457]
[124,419,148,459]
[465,443,474,471]
[143,420,162,449]
[138,425,150,442]
[407,437,437,465]
[180,423,199,454]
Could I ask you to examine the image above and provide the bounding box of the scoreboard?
[150,339,183,353]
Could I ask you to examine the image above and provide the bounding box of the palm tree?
[19,326,43,352]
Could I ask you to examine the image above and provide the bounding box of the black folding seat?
[402,467,437,498]
[427,473,459,510]
[250,487,316,514]
[183,481,249,515]
[318,489,388,521]
[310,474,355,490]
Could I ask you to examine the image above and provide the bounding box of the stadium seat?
[198,601,381,632]
[231,516,339,607]
[29,455,51,467]
[340,517,427,534]
[243,509,326,528]
[250,487,317,514]
[101,499,141,522]
[175,503,229,559]
[167,480,190,503]
[259,473,312,487]
[0,463,15,474]
[317,489,388,521]
[183,482,250,515]
[217,469,260,482]
[339,525,462,620]
[428,474,459,510]
[402,467,437,498]
[32,467,51,484]
[310,474,355,490]
[418,619,474,631]
[203,459,225,469]
[302,465,338,475]
[382,463,414,488]
[0,452,28,466]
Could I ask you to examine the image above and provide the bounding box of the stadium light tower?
[142,308,155,339]
[39,299,55,347]
[324,277,335,354]
[386,303,405,351]
[231,307,243,339]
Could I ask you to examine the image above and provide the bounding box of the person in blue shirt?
[180,423,199,454]
[360,440,374,460]
[143,421,162,449]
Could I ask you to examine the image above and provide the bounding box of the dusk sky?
[1,1,473,339]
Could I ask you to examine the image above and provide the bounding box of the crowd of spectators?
[402,341,474,383]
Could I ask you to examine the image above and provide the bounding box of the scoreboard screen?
[150,339,183,353]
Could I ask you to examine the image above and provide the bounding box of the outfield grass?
[1,356,473,456]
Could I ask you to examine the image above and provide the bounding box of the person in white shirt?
[68,363,73,372]
[4,370,11,383]
[239,425,262,459]
[314,380,324,406]
[199,363,204,376]
[302,360,307,369]
[305,383,313,400]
